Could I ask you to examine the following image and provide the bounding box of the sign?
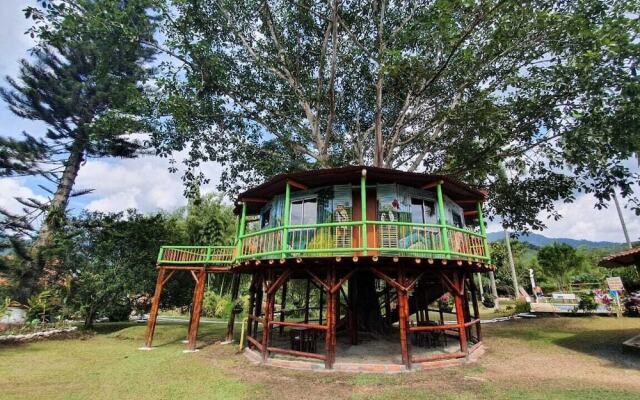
[552,293,576,300]
[606,277,625,291]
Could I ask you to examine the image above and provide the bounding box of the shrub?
[106,301,132,322]
[482,294,496,309]
[202,290,221,318]
[577,292,598,313]
[514,300,531,313]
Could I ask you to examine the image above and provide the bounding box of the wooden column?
[252,274,264,342]
[247,273,257,339]
[324,266,337,369]
[468,276,482,341]
[225,272,241,342]
[261,286,275,361]
[143,267,166,348]
[397,269,411,369]
[453,272,468,355]
[318,289,324,325]
[303,278,311,323]
[348,276,358,345]
[279,281,288,336]
[186,269,207,351]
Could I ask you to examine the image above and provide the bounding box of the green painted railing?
[157,245,235,265]
[235,220,489,262]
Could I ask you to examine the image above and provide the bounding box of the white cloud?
[0,178,48,215]
[487,191,640,243]
[75,154,224,214]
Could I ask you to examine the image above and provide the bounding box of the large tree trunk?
[349,271,387,334]
[33,137,86,251]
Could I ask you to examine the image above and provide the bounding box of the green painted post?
[236,202,247,260]
[360,170,368,256]
[436,183,450,256]
[281,181,291,259]
[477,202,490,259]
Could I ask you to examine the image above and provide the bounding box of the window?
[290,197,317,225]
[452,211,464,228]
[410,198,436,224]
[260,207,271,228]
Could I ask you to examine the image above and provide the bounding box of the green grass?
[1,317,639,400]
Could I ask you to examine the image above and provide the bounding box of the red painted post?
[143,267,166,348]
[324,267,337,369]
[261,290,275,362]
[453,272,468,355]
[187,269,207,351]
[397,269,411,368]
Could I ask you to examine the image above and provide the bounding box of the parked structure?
[142,166,494,370]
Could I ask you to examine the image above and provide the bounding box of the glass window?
[452,211,464,228]
[260,207,271,228]
[290,198,317,225]
[411,198,436,224]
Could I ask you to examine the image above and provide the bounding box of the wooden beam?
[266,269,291,295]
[161,270,175,287]
[370,267,405,293]
[463,210,479,216]
[397,269,411,369]
[331,268,357,294]
[421,180,444,190]
[239,197,268,204]
[287,179,308,190]
[306,269,330,292]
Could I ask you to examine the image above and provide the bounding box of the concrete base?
[180,340,189,344]
[182,349,200,353]
[242,344,485,373]
[220,340,234,345]
[138,347,155,351]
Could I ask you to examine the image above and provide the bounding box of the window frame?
[289,195,318,226]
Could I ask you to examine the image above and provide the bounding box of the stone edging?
[0,326,80,344]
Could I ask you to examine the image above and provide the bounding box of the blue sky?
[0,1,638,243]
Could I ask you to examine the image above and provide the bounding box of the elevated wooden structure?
[143,166,494,370]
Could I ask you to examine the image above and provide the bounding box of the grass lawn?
[1,317,639,400]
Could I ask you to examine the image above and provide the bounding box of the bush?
[106,301,132,322]
[514,300,531,314]
[202,291,221,318]
[577,292,598,313]
[482,294,496,309]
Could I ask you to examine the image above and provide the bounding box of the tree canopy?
[149,0,640,231]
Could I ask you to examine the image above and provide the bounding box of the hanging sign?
[606,277,625,292]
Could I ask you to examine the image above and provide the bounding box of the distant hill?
[486,231,621,249]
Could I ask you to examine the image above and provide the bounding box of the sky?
[0,1,638,243]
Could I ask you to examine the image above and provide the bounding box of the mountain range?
[486,231,622,249]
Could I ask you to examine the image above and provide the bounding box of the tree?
[490,239,534,295]
[0,0,159,300]
[537,243,585,291]
[0,0,157,246]
[55,210,186,328]
[150,0,640,231]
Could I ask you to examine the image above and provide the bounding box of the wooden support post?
[324,266,337,369]
[261,289,275,362]
[469,276,482,342]
[279,281,288,337]
[453,272,468,355]
[318,289,324,325]
[348,275,358,345]
[384,283,392,322]
[187,269,207,351]
[143,267,166,348]
[225,273,241,342]
[247,274,257,339]
[397,269,411,369]
[304,278,311,324]
[252,274,264,343]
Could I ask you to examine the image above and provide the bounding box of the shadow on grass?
[100,321,228,349]
[487,317,640,370]
[553,328,640,370]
